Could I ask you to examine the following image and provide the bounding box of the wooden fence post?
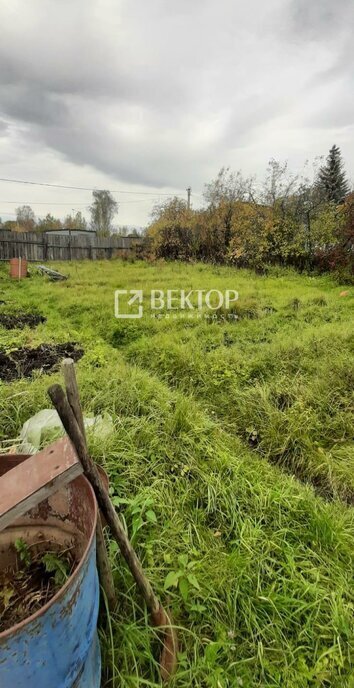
[42,233,48,261]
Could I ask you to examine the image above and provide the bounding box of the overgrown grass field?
[0,260,353,687]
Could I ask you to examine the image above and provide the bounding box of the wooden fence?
[0,230,143,261]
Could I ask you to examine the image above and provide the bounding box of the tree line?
[147,145,353,280]
[0,189,123,236]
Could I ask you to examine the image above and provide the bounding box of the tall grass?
[0,260,353,686]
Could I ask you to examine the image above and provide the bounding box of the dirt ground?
[0,312,46,329]
[0,343,84,382]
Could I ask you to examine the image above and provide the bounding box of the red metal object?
[0,452,109,524]
[0,454,29,477]
[0,452,108,487]
[0,438,82,532]
[9,257,28,279]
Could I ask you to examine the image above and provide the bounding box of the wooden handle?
[62,358,116,611]
[48,383,161,616]
[95,516,116,611]
[62,358,86,438]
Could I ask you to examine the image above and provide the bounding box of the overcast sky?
[0,0,353,226]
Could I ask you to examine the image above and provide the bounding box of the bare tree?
[261,160,300,207]
[151,196,187,223]
[203,167,254,207]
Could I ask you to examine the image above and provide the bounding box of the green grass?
[0,260,353,687]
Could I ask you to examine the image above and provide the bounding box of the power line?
[0,201,89,206]
[0,177,185,196]
[0,198,161,206]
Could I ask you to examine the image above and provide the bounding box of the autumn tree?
[146,155,352,277]
[16,205,36,232]
[204,167,253,206]
[2,220,19,232]
[203,167,254,251]
[90,190,118,236]
[147,197,193,260]
[229,202,271,269]
[36,213,62,232]
[258,160,334,267]
[63,211,88,230]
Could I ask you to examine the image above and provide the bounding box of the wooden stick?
[62,358,86,437]
[95,518,116,610]
[48,383,178,681]
[62,358,116,611]
[48,383,161,615]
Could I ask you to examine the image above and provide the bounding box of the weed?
[14,538,31,567]
[41,552,70,587]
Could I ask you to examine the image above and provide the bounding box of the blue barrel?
[0,473,101,688]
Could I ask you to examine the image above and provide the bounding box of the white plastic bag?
[17,408,114,454]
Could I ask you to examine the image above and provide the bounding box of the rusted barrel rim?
[0,475,98,640]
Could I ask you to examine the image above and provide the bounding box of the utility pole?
[186,186,191,210]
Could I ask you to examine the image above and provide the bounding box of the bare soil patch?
[0,343,84,382]
[0,312,46,330]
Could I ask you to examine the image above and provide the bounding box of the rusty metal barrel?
[0,472,101,688]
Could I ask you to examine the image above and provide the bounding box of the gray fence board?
[0,231,142,261]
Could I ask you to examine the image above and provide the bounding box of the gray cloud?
[289,0,354,39]
[0,0,353,224]
[0,85,68,127]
